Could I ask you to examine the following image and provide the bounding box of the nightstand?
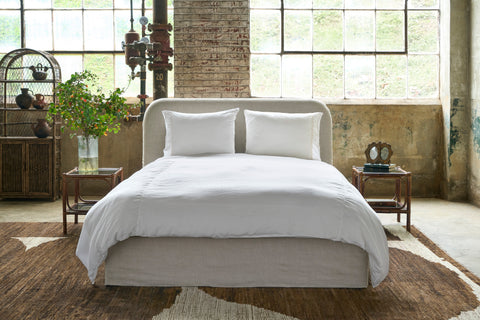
[352,166,412,232]
[62,167,123,234]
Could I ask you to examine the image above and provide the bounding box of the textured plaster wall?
[470,0,480,206]
[330,104,444,198]
[60,121,143,195]
[443,0,470,201]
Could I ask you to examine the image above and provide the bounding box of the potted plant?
[47,70,130,173]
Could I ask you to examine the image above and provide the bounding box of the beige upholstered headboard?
[143,98,333,166]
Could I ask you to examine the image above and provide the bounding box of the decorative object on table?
[364,141,394,172]
[47,70,130,174]
[15,88,34,109]
[31,118,51,138]
[32,93,47,109]
[29,63,49,80]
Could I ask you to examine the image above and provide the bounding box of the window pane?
[313,55,343,98]
[54,11,83,50]
[313,0,343,9]
[53,54,83,82]
[115,0,153,8]
[114,10,144,51]
[0,11,21,53]
[285,0,312,9]
[408,55,438,98]
[250,0,280,8]
[115,54,139,97]
[376,55,406,98]
[251,55,281,97]
[313,10,343,51]
[115,54,154,97]
[24,0,50,9]
[284,10,312,51]
[376,0,404,9]
[84,11,114,50]
[408,11,439,53]
[345,0,374,9]
[25,10,53,50]
[345,11,374,51]
[282,55,312,97]
[84,54,114,92]
[376,11,404,51]
[2,0,20,8]
[84,0,113,9]
[408,0,438,9]
[251,10,281,53]
[53,0,81,8]
[345,55,374,98]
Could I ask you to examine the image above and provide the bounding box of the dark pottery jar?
[31,119,51,138]
[15,88,34,109]
[33,93,47,110]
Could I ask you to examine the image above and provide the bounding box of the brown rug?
[0,222,479,320]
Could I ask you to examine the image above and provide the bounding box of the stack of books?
[363,163,397,172]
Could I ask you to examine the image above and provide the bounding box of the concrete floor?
[0,197,479,278]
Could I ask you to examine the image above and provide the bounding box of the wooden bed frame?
[104,98,370,288]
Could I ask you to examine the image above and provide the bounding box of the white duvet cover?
[76,154,389,287]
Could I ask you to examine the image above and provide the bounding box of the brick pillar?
[174,0,250,98]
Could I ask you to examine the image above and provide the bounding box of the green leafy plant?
[47,70,130,139]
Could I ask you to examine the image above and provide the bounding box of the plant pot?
[78,135,98,174]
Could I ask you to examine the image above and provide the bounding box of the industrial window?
[0,0,174,98]
[250,0,440,99]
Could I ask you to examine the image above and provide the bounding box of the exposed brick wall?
[174,0,250,98]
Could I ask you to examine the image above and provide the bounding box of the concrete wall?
[60,121,143,195]
[442,0,470,201]
[470,1,480,206]
[330,104,444,198]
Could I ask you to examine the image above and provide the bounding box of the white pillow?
[244,109,323,160]
[163,108,239,156]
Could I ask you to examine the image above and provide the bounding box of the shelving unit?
[0,48,62,200]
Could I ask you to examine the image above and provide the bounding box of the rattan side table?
[352,166,412,232]
[62,167,123,234]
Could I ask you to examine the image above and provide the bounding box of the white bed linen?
[76,154,389,287]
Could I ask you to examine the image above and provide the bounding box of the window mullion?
[281,0,284,54]
[20,0,25,48]
[405,0,408,53]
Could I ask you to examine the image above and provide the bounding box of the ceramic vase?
[15,88,34,109]
[32,94,47,110]
[31,119,51,138]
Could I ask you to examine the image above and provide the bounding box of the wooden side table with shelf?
[352,166,412,232]
[62,167,123,234]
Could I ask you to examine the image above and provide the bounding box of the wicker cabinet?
[0,49,61,200]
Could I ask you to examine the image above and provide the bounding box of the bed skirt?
[105,237,369,288]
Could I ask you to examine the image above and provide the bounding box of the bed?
[76,98,389,288]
